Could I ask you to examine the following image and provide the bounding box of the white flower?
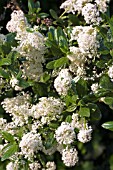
[45,161,56,170]
[95,0,110,13]
[19,132,42,158]
[10,75,23,91]
[60,0,92,14]
[67,47,86,66]
[1,93,32,126]
[29,161,41,170]
[6,162,19,170]
[62,147,79,167]
[91,83,99,93]
[108,65,113,81]
[54,69,72,96]
[55,122,76,145]
[82,3,102,24]
[77,126,92,143]
[70,26,100,64]
[6,10,29,33]
[31,97,64,123]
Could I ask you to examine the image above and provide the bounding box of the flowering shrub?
[0,0,113,169]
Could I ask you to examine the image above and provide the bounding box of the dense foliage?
[0,0,113,170]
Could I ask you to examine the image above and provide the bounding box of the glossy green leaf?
[0,58,11,66]
[76,79,89,98]
[46,60,56,69]
[2,131,15,142]
[88,103,102,120]
[66,104,77,112]
[65,115,72,123]
[100,97,113,109]
[79,107,90,117]
[40,72,50,82]
[99,75,113,90]
[28,0,35,13]
[49,9,58,19]
[102,121,113,131]
[54,57,69,68]
[0,68,10,79]
[1,144,18,161]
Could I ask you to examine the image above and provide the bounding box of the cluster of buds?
[37,17,53,27]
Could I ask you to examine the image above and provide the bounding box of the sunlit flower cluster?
[55,122,76,144]
[60,0,109,24]
[19,132,42,159]
[31,97,65,124]
[54,69,72,96]
[6,10,46,82]
[62,147,79,167]
[1,93,31,126]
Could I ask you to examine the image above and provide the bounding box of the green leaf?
[18,78,30,88]
[54,57,69,68]
[0,58,11,66]
[99,75,113,90]
[2,131,15,142]
[40,72,50,82]
[110,49,113,57]
[59,36,68,53]
[28,0,35,13]
[32,82,47,97]
[1,144,18,161]
[76,79,88,98]
[46,60,56,69]
[49,9,58,19]
[88,103,102,120]
[99,50,109,55]
[0,68,10,79]
[100,97,113,109]
[102,121,113,131]
[66,104,77,112]
[79,107,90,117]
[65,115,72,123]
[38,12,49,18]
[68,14,80,25]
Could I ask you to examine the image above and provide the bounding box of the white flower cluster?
[108,65,113,81]
[45,161,56,170]
[31,97,65,124]
[7,10,46,82]
[91,83,99,93]
[6,161,19,170]
[6,10,29,33]
[55,122,76,144]
[54,114,92,167]
[82,3,101,24]
[54,69,72,96]
[10,75,23,91]
[71,113,93,143]
[62,147,79,167]
[60,0,110,24]
[95,0,110,13]
[19,132,42,159]
[29,161,41,170]
[67,26,99,76]
[70,26,99,58]
[77,127,92,143]
[1,93,31,126]
[60,0,92,14]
